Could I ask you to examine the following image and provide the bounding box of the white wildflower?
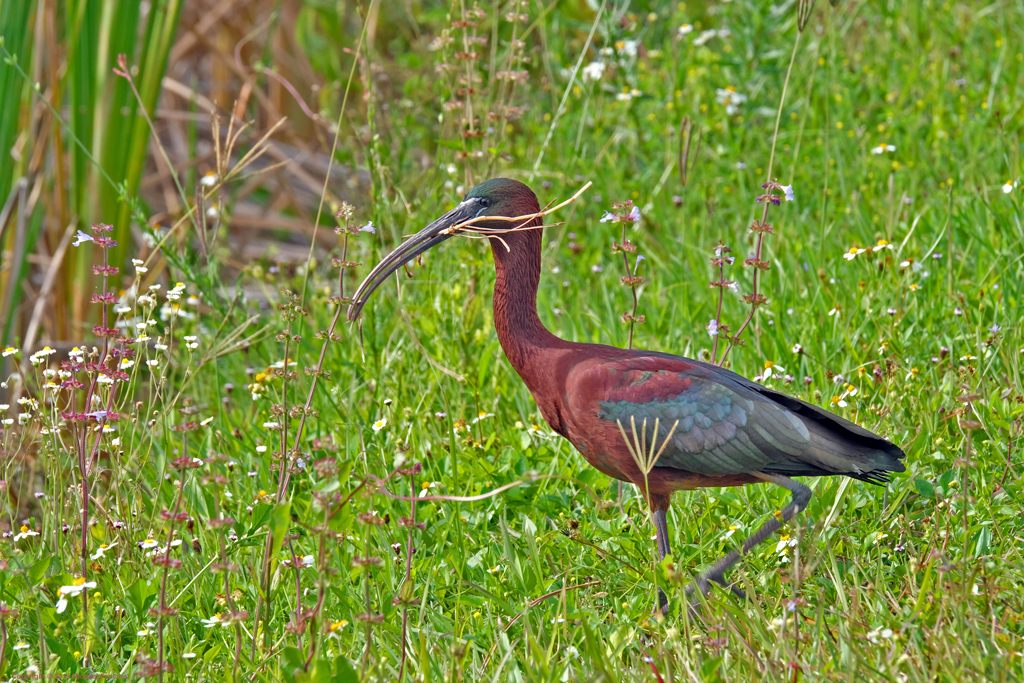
[715,87,747,115]
[582,61,605,82]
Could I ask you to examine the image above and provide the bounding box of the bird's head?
[462,178,541,231]
[347,178,540,321]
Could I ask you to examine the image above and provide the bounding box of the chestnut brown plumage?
[349,178,905,612]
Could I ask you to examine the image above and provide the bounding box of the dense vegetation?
[0,0,1021,680]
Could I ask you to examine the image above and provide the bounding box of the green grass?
[1,0,1023,680]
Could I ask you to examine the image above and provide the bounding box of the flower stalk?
[715,12,804,366]
[708,241,735,360]
[603,201,646,349]
[616,416,679,611]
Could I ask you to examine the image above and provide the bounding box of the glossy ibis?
[349,178,906,612]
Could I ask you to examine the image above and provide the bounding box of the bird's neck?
[489,228,566,390]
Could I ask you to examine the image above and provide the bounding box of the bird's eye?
[479,197,491,207]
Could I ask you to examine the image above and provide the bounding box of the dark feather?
[586,354,905,483]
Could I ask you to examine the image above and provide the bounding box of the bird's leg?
[653,507,671,559]
[652,507,671,615]
[688,474,812,607]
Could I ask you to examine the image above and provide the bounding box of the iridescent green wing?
[578,356,814,476]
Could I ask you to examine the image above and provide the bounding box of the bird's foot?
[684,576,713,599]
[654,587,670,616]
[683,573,747,616]
[714,574,747,601]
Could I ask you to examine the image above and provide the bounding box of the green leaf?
[281,646,305,683]
[317,478,341,495]
[974,526,991,557]
[202,643,222,664]
[435,139,466,151]
[398,577,415,604]
[125,579,156,620]
[270,502,293,558]
[332,654,359,683]
[247,504,274,537]
[913,478,935,499]
[29,555,51,584]
[476,341,499,388]
[302,655,333,683]
[465,548,486,568]
[45,635,78,673]
[579,617,616,680]
[701,655,724,682]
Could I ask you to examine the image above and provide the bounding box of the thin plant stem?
[252,333,292,655]
[296,11,368,307]
[299,232,357,673]
[252,222,357,654]
[641,470,657,607]
[156,440,188,683]
[710,251,726,360]
[251,10,368,652]
[76,227,117,623]
[529,1,604,179]
[458,0,476,185]
[301,506,332,671]
[398,471,417,681]
[113,56,199,235]
[485,1,527,177]
[718,28,802,366]
[360,517,373,676]
[211,483,242,682]
[0,611,8,675]
[615,416,680,608]
[621,223,640,348]
[286,537,304,651]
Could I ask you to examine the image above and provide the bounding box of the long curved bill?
[347,198,484,322]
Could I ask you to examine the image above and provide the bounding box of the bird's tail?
[755,385,906,484]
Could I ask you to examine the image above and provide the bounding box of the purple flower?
[359,222,376,234]
[633,254,646,276]
[599,212,616,223]
[988,323,1001,334]
[72,231,95,247]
